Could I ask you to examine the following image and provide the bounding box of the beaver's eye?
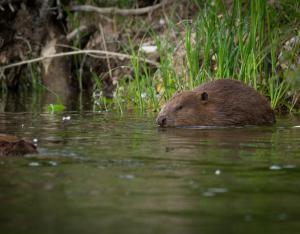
[175,105,183,111]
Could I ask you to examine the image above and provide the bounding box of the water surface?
[0,111,300,234]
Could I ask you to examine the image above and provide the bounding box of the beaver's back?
[194,79,275,125]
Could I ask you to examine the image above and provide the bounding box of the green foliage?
[94,0,299,113]
[116,54,159,112]
[45,104,66,113]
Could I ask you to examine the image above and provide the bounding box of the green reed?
[158,0,292,110]
[94,0,298,113]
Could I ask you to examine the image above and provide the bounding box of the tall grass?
[105,37,159,113]
[95,0,298,113]
[184,0,298,112]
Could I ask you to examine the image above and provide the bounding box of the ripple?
[283,164,296,169]
[119,174,135,180]
[269,165,282,170]
[207,187,228,193]
[28,162,40,167]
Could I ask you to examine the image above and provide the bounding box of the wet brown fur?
[156,79,275,127]
[0,135,37,156]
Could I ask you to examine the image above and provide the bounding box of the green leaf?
[45,104,66,113]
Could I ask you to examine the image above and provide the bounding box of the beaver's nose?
[157,115,167,127]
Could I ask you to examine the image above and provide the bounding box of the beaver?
[156,79,275,127]
[0,134,37,156]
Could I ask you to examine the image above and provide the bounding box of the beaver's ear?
[200,92,208,104]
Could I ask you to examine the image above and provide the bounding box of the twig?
[99,23,112,80]
[78,54,87,91]
[71,0,172,16]
[66,25,88,42]
[56,44,108,59]
[0,49,159,70]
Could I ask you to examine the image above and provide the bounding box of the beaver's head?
[156,91,210,127]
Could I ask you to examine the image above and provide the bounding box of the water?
[0,111,300,234]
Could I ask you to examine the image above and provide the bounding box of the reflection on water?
[0,110,300,234]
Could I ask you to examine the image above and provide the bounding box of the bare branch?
[99,23,112,80]
[0,49,159,70]
[71,0,172,16]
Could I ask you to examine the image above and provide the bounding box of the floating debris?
[207,187,228,193]
[48,161,58,166]
[202,191,215,197]
[202,187,228,197]
[28,162,40,167]
[62,116,71,121]
[283,164,296,169]
[269,165,282,170]
[119,174,135,180]
[215,169,221,175]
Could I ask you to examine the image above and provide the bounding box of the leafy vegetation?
[1,0,299,113]
[103,0,300,113]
